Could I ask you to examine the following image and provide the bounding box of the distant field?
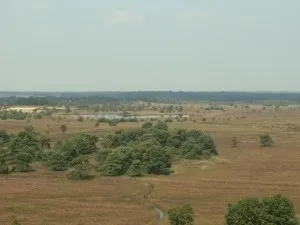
[1,103,300,225]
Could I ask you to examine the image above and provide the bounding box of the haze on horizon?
[0,0,299,92]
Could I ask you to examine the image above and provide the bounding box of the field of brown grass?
[1,104,300,225]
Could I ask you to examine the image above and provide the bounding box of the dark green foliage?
[0,157,9,174]
[126,160,145,177]
[142,121,153,129]
[181,132,217,160]
[154,121,168,131]
[96,149,112,163]
[43,151,68,171]
[0,130,10,144]
[144,146,171,175]
[100,123,217,176]
[56,133,98,160]
[43,133,98,172]
[71,133,98,155]
[14,161,34,172]
[60,124,67,133]
[261,195,299,225]
[260,134,274,147]
[0,110,28,120]
[5,127,48,169]
[67,155,93,180]
[168,204,195,225]
[66,170,83,180]
[225,194,299,225]
[103,129,145,148]
[99,149,125,176]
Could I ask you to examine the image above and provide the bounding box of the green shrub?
[43,151,68,171]
[14,162,34,172]
[60,124,67,133]
[127,160,145,177]
[142,122,153,129]
[0,158,9,174]
[99,147,133,176]
[96,149,113,164]
[225,194,299,225]
[99,123,218,176]
[67,156,93,180]
[168,204,194,225]
[260,134,274,147]
[0,130,10,144]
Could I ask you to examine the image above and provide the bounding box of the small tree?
[67,156,92,180]
[168,204,194,225]
[225,194,299,225]
[0,157,9,174]
[60,124,67,134]
[14,152,35,172]
[0,130,10,144]
[232,136,238,148]
[65,105,71,113]
[260,134,274,147]
[142,122,153,129]
[127,160,145,177]
[43,151,68,171]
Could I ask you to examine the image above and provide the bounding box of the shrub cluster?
[98,122,218,176]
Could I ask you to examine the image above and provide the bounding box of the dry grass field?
[2,104,300,225]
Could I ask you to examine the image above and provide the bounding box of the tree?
[0,157,9,174]
[168,204,194,225]
[154,121,168,131]
[65,105,71,113]
[225,197,262,225]
[127,160,145,177]
[43,151,68,171]
[60,124,67,133]
[67,155,93,180]
[99,149,124,176]
[144,145,172,175]
[260,134,274,147]
[0,130,10,144]
[142,122,153,129]
[225,194,299,225]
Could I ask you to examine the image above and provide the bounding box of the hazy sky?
[1,0,299,91]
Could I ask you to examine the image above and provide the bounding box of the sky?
[0,0,300,92]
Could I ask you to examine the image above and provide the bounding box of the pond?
[79,114,189,120]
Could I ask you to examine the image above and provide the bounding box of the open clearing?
[1,104,300,225]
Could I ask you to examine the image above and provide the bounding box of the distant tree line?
[2,91,300,106]
[0,109,52,120]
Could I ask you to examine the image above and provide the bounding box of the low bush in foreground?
[225,194,299,225]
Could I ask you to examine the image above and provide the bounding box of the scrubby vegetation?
[225,194,299,225]
[168,204,195,225]
[0,109,53,120]
[0,121,217,180]
[260,134,274,147]
[97,122,217,176]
